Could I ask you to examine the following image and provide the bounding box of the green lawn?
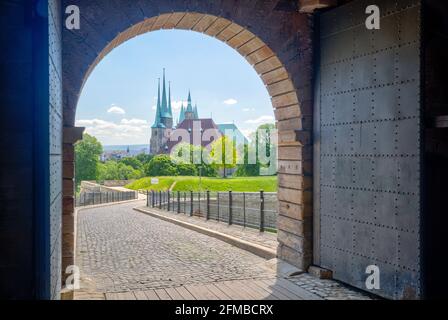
[125,176,176,191]
[125,176,277,192]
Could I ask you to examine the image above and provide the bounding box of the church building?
[149,70,248,156]
[149,69,173,155]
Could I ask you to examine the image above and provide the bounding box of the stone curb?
[133,207,277,260]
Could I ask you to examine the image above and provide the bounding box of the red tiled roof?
[165,118,222,153]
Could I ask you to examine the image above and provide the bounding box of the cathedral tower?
[149,69,173,155]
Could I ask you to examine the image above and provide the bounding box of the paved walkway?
[135,205,278,252]
[75,201,373,300]
[76,201,276,294]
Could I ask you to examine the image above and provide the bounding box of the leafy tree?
[209,135,240,178]
[75,133,102,185]
[144,154,178,176]
[235,123,277,177]
[170,142,217,177]
[177,163,198,176]
[119,157,143,170]
[256,123,276,159]
[135,153,153,165]
[256,123,277,175]
[98,161,143,181]
[198,162,217,177]
[235,144,260,177]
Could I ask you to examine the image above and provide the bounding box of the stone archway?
[61,0,315,283]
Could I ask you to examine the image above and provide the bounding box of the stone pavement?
[76,201,275,294]
[135,205,278,254]
[75,201,373,300]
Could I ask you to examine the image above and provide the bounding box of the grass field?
[126,176,277,192]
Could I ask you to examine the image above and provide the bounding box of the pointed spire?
[186,90,194,113]
[168,81,173,117]
[157,78,161,110]
[152,78,165,128]
[161,68,168,116]
[178,103,186,123]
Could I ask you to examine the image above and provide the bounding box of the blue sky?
[76,29,274,146]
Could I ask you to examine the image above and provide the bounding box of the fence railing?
[75,190,137,207]
[146,190,278,231]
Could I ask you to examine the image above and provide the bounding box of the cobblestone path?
[76,201,275,293]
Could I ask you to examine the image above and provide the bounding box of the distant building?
[217,123,249,146]
[149,69,248,157]
[100,150,129,162]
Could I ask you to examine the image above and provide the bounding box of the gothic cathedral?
[149,69,173,155]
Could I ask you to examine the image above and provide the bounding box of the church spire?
[178,103,186,123]
[168,81,173,117]
[161,68,168,116]
[152,78,164,128]
[186,90,193,113]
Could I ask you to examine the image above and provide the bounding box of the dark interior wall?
[0,0,60,299]
[0,0,37,299]
[422,0,448,299]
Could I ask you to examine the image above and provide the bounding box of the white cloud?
[241,128,255,139]
[243,107,256,112]
[75,118,149,142]
[223,98,238,105]
[107,105,126,114]
[245,115,275,124]
[120,118,148,125]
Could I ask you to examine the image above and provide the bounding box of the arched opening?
[62,9,313,292]
[73,27,281,294]
[78,13,300,117]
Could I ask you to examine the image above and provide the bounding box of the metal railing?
[146,190,278,231]
[75,190,137,207]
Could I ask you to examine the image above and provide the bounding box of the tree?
[119,157,143,170]
[209,135,239,178]
[98,161,142,181]
[235,123,277,177]
[235,144,260,177]
[177,163,198,176]
[171,142,217,177]
[75,133,102,185]
[135,153,153,165]
[256,123,277,176]
[256,123,276,159]
[144,154,178,176]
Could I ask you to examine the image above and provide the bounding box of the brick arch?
[62,0,314,273]
[81,14,298,108]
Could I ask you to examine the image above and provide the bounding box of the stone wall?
[80,181,134,193]
[101,180,136,187]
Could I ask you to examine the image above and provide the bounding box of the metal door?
[313,0,421,299]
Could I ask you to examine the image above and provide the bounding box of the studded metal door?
[313,0,422,299]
